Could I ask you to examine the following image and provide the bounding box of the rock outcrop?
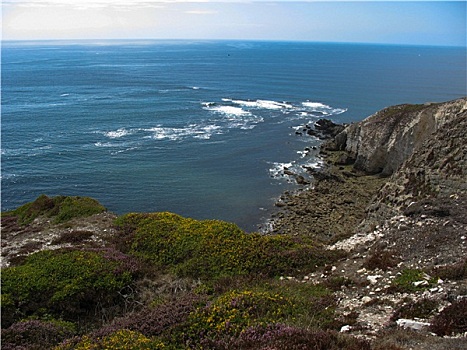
[336,98,467,175]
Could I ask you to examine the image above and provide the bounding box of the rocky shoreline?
[268,97,467,347]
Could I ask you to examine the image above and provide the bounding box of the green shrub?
[115,212,340,281]
[390,269,436,293]
[1,248,137,326]
[3,194,106,225]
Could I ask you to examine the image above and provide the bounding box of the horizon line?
[2,38,466,49]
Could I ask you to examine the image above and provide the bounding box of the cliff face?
[325,98,467,343]
[338,98,467,176]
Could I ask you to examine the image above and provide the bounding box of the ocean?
[2,40,466,231]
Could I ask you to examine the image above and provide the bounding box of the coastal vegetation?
[2,198,351,349]
[2,194,106,225]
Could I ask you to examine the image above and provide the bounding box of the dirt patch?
[1,211,117,267]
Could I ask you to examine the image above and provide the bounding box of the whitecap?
[256,99,293,110]
[302,101,331,109]
[206,105,252,117]
[60,93,70,97]
[297,150,311,158]
[0,173,17,180]
[223,98,293,110]
[298,112,319,117]
[145,124,223,141]
[331,108,348,115]
[301,101,347,117]
[192,125,223,139]
[94,142,117,147]
[103,128,132,139]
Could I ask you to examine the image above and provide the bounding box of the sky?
[2,1,466,46]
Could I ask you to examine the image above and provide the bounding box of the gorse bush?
[187,289,293,338]
[56,329,166,350]
[181,282,338,347]
[3,194,106,225]
[1,248,138,327]
[115,212,340,280]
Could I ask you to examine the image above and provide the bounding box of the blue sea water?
[2,40,466,231]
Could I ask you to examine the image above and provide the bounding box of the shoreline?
[261,118,386,242]
[265,143,386,242]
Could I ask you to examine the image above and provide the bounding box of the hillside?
[1,98,466,349]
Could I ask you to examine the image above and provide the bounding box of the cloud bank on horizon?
[2,0,466,46]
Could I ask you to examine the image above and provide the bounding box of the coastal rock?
[337,98,467,175]
[314,118,346,138]
[302,118,346,141]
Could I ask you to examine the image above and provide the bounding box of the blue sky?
[2,1,466,46]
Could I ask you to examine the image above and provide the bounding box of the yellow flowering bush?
[185,289,293,341]
[114,212,338,280]
[55,330,166,349]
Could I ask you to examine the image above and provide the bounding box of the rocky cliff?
[343,97,467,229]
[322,97,467,346]
[270,97,467,348]
[336,98,467,176]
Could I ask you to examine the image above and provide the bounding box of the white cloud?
[4,0,212,6]
[185,10,218,15]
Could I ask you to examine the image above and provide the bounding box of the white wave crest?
[205,105,252,117]
[301,101,347,116]
[103,128,132,139]
[223,98,293,110]
[145,124,223,141]
[94,142,118,147]
[302,101,331,109]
